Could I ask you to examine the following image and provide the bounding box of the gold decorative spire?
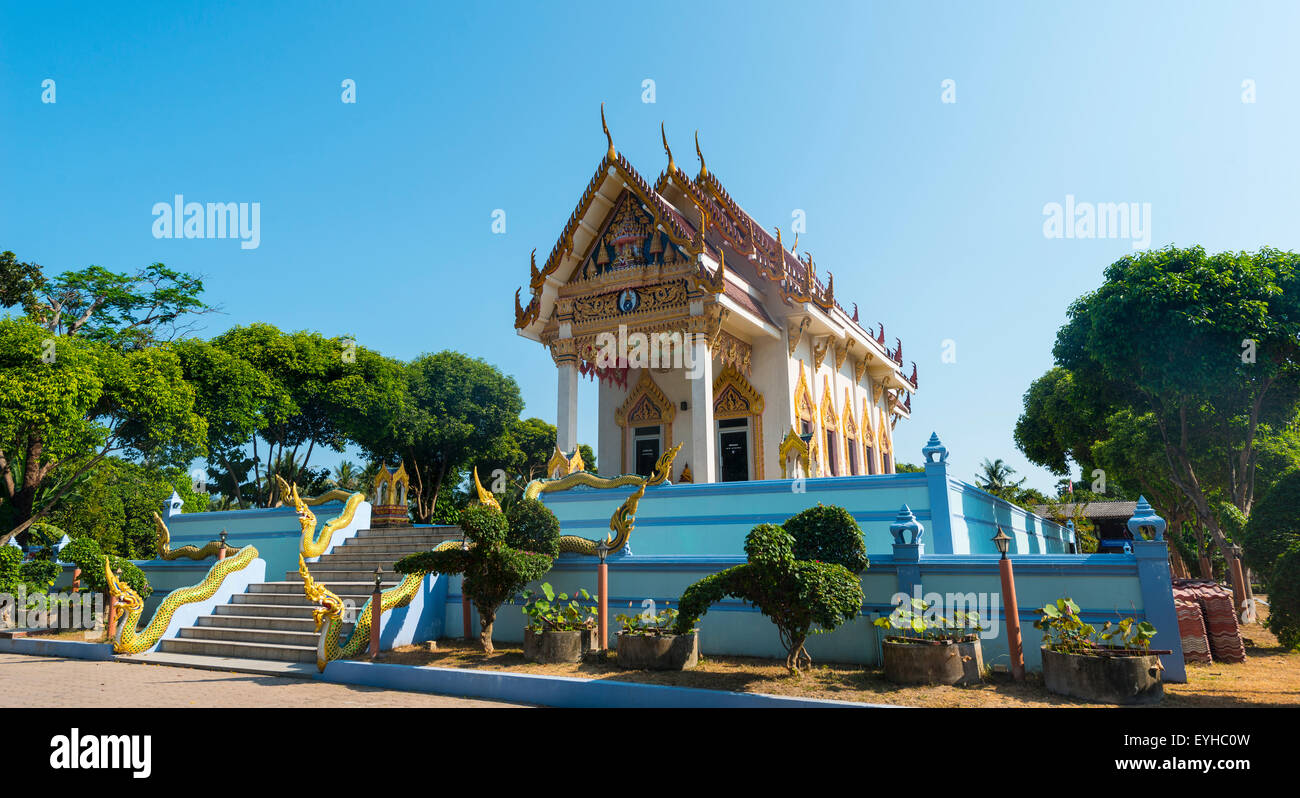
[661,122,674,172]
[601,103,616,160]
[792,231,799,254]
[695,130,708,178]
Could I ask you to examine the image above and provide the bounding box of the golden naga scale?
[105,545,260,655]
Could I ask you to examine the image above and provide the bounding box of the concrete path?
[0,653,528,708]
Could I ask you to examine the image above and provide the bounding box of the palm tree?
[976,458,1027,499]
[330,460,361,491]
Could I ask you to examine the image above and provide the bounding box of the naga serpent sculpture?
[104,545,260,655]
[298,553,428,670]
[297,443,680,670]
[153,512,231,561]
[275,475,367,558]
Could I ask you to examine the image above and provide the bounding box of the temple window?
[847,439,859,475]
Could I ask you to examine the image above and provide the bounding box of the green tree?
[329,460,362,491]
[0,318,206,544]
[675,506,868,674]
[21,259,215,350]
[394,501,558,652]
[0,251,43,311]
[44,459,207,558]
[1016,246,1300,565]
[206,324,406,507]
[975,458,1027,501]
[358,351,523,524]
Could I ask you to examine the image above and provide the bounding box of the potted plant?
[519,583,598,663]
[1033,597,1167,705]
[615,603,698,670]
[873,598,985,685]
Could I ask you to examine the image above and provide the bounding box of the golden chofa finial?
[695,130,708,178]
[601,102,616,160]
[792,231,799,254]
[661,122,674,172]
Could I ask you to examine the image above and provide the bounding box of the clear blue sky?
[3,1,1297,492]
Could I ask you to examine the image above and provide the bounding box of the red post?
[369,587,381,658]
[597,548,609,651]
[71,567,81,594]
[999,557,1025,681]
[218,545,226,562]
[106,591,116,643]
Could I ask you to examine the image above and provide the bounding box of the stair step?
[178,626,323,646]
[158,638,317,663]
[196,614,354,634]
[250,580,399,595]
[355,526,458,538]
[230,592,375,607]
[282,570,407,584]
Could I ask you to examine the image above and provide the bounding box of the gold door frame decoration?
[861,397,879,475]
[712,365,765,480]
[842,387,860,475]
[792,361,815,437]
[820,376,840,476]
[614,370,676,473]
[878,407,894,473]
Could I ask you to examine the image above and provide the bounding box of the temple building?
[514,112,918,484]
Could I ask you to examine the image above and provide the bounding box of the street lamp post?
[370,567,383,658]
[597,541,610,651]
[992,527,1025,681]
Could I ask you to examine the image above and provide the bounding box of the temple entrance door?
[716,418,750,482]
[633,426,662,477]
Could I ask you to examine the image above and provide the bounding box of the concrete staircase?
[152,525,459,665]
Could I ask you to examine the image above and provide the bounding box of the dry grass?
[373,603,1298,707]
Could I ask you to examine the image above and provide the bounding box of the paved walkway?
[0,653,527,708]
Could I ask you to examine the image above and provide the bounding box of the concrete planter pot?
[616,632,699,670]
[523,628,596,664]
[1040,647,1164,705]
[881,638,967,685]
[954,637,984,686]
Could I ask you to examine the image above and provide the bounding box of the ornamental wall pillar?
[557,360,579,454]
[689,334,716,483]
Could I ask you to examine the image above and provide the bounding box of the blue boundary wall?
[441,536,1184,680]
[539,434,1072,557]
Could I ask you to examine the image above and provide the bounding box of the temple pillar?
[689,335,716,483]
[557,361,578,453]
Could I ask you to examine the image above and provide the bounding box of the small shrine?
[371,462,410,527]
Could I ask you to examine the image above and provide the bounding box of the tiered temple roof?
[514,109,917,395]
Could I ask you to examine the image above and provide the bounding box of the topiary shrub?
[1239,469,1300,576]
[674,511,868,674]
[505,499,561,558]
[58,537,152,600]
[1267,543,1300,650]
[1241,470,1300,649]
[395,503,553,653]
[782,504,870,573]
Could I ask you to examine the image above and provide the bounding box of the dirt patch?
[369,603,1298,707]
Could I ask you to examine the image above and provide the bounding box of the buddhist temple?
[514,110,918,484]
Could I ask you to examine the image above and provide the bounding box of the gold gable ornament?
[546,446,587,479]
